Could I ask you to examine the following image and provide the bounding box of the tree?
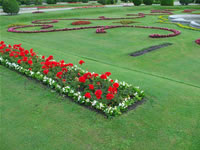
[2,0,19,15]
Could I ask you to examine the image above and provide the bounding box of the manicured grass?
[0,5,200,150]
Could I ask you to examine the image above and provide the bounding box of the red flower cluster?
[72,21,91,25]
[95,90,102,99]
[195,38,200,45]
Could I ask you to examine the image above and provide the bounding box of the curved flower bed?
[7,25,181,38]
[72,21,91,25]
[127,10,173,17]
[195,38,200,45]
[0,41,145,117]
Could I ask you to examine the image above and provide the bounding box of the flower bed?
[32,11,44,14]
[195,38,200,45]
[72,21,91,25]
[8,24,181,38]
[158,16,200,31]
[0,41,145,117]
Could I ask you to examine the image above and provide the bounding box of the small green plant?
[132,0,142,6]
[2,0,20,15]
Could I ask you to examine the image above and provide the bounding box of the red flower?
[100,74,107,80]
[92,73,99,78]
[110,80,114,83]
[9,52,14,57]
[29,68,32,71]
[62,79,66,82]
[106,93,114,100]
[28,60,33,66]
[113,83,119,88]
[62,68,68,72]
[42,56,45,59]
[85,92,91,99]
[24,50,29,55]
[56,71,63,79]
[95,89,102,99]
[30,48,33,53]
[79,60,85,65]
[79,76,86,83]
[89,84,94,90]
[14,55,19,58]
[97,82,100,85]
[105,72,111,76]
[43,69,49,75]
[22,56,28,62]
[17,59,22,64]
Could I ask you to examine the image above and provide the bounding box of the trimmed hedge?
[98,0,117,5]
[143,0,153,5]
[132,0,142,6]
[46,0,57,4]
[160,0,174,6]
[2,0,19,15]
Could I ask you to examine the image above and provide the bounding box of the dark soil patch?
[130,43,173,57]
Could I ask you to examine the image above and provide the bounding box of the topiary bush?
[132,0,142,6]
[143,0,153,5]
[161,0,174,6]
[2,0,20,15]
[46,0,57,4]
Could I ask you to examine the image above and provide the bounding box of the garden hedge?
[160,0,174,6]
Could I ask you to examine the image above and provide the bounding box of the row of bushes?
[179,0,200,5]
[98,0,117,5]
[131,0,174,6]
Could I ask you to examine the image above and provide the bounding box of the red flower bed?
[72,21,91,25]
[182,9,197,13]
[0,41,145,117]
[195,38,200,45]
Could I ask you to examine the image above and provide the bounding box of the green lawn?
[0,5,200,150]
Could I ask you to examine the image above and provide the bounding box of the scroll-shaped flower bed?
[0,41,145,117]
[8,24,181,38]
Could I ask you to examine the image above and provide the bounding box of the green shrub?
[195,0,200,3]
[153,0,160,4]
[2,0,20,15]
[35,0,42,5]
[81,0,89,3]
[0,0,3,6]
[143,0,153,5]
[98,0,117,5]
[160,0,174,6]
[46,0,57,4]
[132,0,142,6]
[179,0,194,5]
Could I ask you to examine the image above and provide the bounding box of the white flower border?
[0,56,144,117]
